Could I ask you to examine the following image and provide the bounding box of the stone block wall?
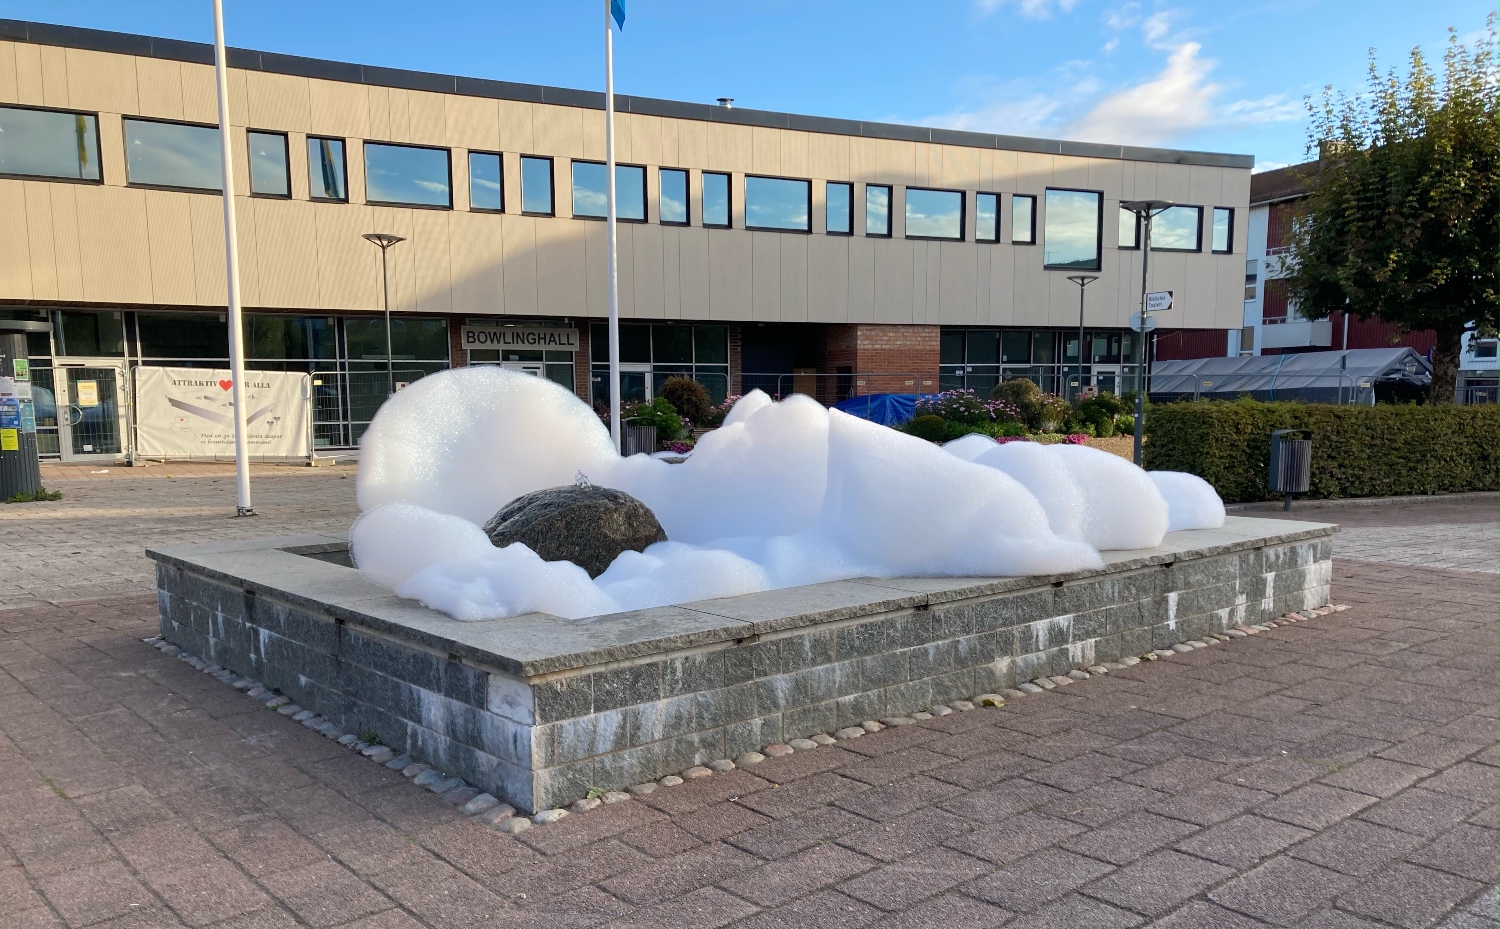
[154,531,1331,814]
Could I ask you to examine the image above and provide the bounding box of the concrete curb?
[1227,491,1497,513]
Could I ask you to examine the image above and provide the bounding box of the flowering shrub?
[913,389,1022,426]
[623,398,683,438]
[1062,433,1089,444]
[662,441,694,454]
[702,394,740,428]
[994,435,1035,445]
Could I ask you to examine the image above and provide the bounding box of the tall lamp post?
[362,233,405,399]
[1066,274,1099,400]
[1120,199,1174,466]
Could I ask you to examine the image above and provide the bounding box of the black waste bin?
[0,320,52,501]
[1269,428,1312,511]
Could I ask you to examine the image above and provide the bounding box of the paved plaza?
[0,470,1495,928]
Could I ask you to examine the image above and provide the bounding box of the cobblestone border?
[143,603,1349,836]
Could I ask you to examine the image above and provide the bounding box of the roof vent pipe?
[716,97,734,108]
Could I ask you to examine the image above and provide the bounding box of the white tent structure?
[1151,347,1432,406]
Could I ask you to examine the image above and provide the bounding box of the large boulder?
[482,483,667,578]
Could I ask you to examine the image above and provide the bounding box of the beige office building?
[0,18,1251,461]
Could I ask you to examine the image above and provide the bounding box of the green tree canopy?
[1285,21,1498,402]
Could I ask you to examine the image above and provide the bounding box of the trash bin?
[1269,428,1312,511]
[622,423,657,457]
[0,319,52,501]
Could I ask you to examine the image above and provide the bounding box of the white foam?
[351,368,1188,620]
[1150,470,1228,531]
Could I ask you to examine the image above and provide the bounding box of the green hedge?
[1143,400,1498,504]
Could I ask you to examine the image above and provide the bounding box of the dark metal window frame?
[903,185,966,242]
[363,140,453,210]
[568,159,648,223]
[975,191,1001,243]
[246,129,291,199]
[825,181,854,236]
[1118,205,1141,250]
[744,174,812,234]
[466,150,504,213]
[1043,187,1104,271]
[1211,206,1235,254]
[0,103,105,185]
[122,115,223,194]
[658,166,690,226]
[1151,204,1204,253]
[865,183,893,238]
[307,135,349,203]
[701,170,732,228]
[1011,193,1037,245]
[519,154,556,216]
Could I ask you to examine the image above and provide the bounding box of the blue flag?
[610,0,625,29]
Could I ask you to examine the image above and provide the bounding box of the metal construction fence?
[1146,372,1375,405]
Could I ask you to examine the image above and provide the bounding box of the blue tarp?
[831,393,938,425]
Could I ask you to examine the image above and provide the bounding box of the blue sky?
[8,1,1492,170]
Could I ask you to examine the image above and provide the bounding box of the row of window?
[0,103,1233,268]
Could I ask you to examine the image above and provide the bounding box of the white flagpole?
[212,0,254,516]
[604,0,622,453]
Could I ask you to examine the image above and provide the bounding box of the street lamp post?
[362,233,406,399]
[1120,199,1175,466]
[1066,274,1099,400]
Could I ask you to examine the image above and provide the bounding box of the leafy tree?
[1285,21,1498,402]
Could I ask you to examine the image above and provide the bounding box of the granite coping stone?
[147,516,1335,679]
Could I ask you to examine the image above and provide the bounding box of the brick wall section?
[447,316,467,367]
[575,320,593,403]
[1154,328,1231,361]
[728,324,742,396]
[824,324,941,394]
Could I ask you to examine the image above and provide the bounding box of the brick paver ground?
[1,478,1495,928]
[3,466,358,605]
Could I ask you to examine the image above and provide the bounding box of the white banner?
[135,367,309,459]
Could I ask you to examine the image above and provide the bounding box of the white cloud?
[1067,43,1303,145]
[974,0,1079,19]
[921,7,1304,148]
[1253,161,1291,174]
[1065,42,1220,144]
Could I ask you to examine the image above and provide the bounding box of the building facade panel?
[0,18,1258,458]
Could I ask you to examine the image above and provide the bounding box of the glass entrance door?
[56,362,129,461]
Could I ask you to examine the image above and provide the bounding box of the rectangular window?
[307,137,347,201]
[976,193,999,243]
[1001,331,1030,364]
[468,151,502,211]
[866,184,892,237]
[520,156,554,215]
[659,168,689,224]
[1212,207,1233,253]
[1244,259,1258,302]
[826,181,853,235]
[365,142,450,208]
[745,175,810,232]
[0,106,101,181]
[1118,206,1139,249]
[1012,194,1036,244]
[1043,188,1102,270]
[702,171,730,227]
[124,118,220,191]
[247,130,289,197]
[1152,205,1202,251]
[905,187,964,240]
[570,161,646,221]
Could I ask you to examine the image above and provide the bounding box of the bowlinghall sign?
[462,326,579,352]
